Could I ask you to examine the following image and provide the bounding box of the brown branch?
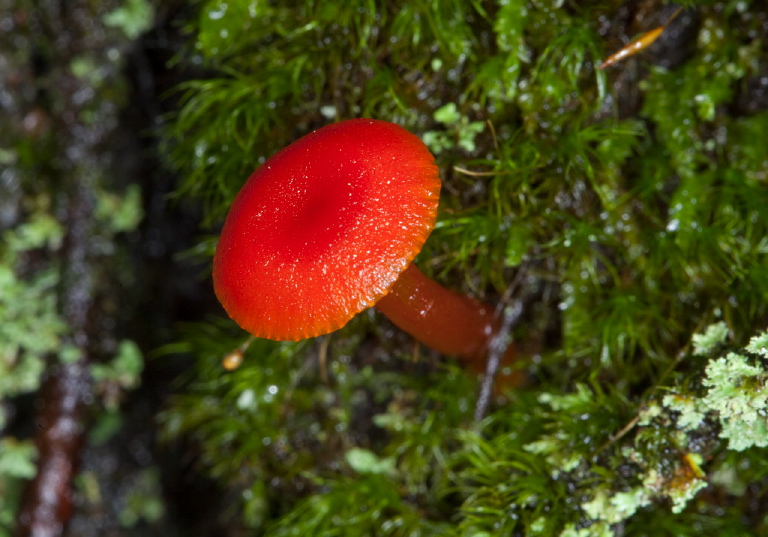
[15,170,96,537]
[14,362,90,537]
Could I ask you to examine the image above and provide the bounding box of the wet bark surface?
[11,1,106,534]
[15,364,90,537]
[2,0,211,535]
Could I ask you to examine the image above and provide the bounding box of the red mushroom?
[213,119,515,377]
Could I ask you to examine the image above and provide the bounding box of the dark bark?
[12,0,117,534]
[14,363,90,537]
[14,69,98,537]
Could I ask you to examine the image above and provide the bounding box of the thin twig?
[474,300,523,422]
[487,119,500,157]
[474,265,529,422]
[453,166,511,177]
[318,336,330,385]
[593,414,641,459]
[282,343,319,407]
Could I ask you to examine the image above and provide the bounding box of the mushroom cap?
[212,119,441,341]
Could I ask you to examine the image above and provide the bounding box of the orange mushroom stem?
[376,263,514,375]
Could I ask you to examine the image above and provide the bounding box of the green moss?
[163,0,768,534]
[0,438,37,537]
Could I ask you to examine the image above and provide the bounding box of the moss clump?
[163,0,768,535]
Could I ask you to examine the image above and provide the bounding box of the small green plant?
[0,210,65,534]
[423,103,485,155]
[103,0,153,39]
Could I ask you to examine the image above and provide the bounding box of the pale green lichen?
[524,432,584,476]
[702,351,768,451]
[581,454,705,524]
[664,454,707,514]
[637,401,663,426]
[664,325,768,451]
[692,321,729,356]
[582,487,650,525]
[672,479,708,514]
[640,460,706,515]
[560,521,612,537]
[662,394,707,430]
[745,332,768,358]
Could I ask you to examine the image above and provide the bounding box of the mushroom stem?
[375,263,515,375]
